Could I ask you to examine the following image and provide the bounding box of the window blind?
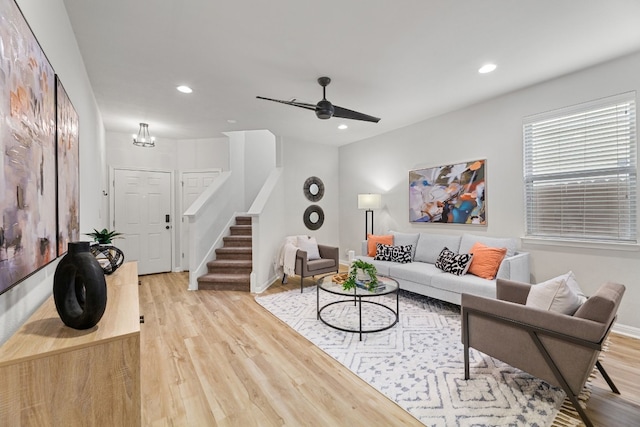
[523,92,637,243]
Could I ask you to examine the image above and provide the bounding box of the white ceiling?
[62,0,640,147]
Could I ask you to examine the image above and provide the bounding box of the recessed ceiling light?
[176,85,193,93]
[478,63,497,74]
[338,124,348,130]
[227,119,237,124]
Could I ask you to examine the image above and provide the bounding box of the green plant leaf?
[342,260,378,292]
[84,228,124,244]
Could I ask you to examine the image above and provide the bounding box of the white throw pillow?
[525,275,584,315]
[297,235,320,260]
[562,271,588,304]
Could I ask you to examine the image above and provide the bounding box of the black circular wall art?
[53,241,107,330]
[303,205,325,230]
[303,176,325,202]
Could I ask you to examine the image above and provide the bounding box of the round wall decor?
[303,176,324,202]
[303,205,325,230]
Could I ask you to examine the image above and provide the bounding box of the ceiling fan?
[257,77,380,123]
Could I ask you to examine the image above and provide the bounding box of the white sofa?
[357,232,530,305]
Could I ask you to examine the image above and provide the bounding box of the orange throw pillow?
[367,234,393,256]
[468,242,507,280]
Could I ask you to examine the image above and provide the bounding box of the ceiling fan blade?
[256,96,316,111]
[332,105,381,123]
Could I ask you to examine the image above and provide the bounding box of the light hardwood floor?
[140,273,640,426]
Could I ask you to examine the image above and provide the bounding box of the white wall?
[106,131,229,171]
[244,130,276,209]
[282,138,340,249]
[1,0,107,344]
[339,50,640,332]
[105,131,229,269]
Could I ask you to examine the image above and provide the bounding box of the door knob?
[166,225,170,229]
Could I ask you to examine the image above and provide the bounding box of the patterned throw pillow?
[435,247,474,276]
[374,244,413,263]
[391,244,413,263]
[435,247,454,270]
[374,243,394,261]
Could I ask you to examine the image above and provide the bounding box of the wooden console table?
[0,262,141,426]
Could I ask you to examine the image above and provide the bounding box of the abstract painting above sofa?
[409,159,486,224]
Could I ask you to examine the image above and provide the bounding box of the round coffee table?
[316,274,399,341]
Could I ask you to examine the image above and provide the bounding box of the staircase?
[197,216,252,291]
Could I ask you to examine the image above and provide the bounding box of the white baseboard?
[612,323,640,339]
[173,267,183,273]
[254,273,280,294]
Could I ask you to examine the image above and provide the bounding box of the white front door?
[180,169,221,270]
[114,169,172,275]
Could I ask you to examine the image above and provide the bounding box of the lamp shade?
[358,193,381,210]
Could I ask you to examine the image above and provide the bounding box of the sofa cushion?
[434,247,473,276]
[459,234,517,257]
[390,231,419,259]
[430,273,497,299]
[525,274,583,315]
[467,242,507,280]
[367,234,393,256]
[388,262,442,285]
[414,233,462,263]
[355,256,393,276]
[306,258,336,272]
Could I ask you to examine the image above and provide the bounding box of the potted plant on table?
[85,228,125,275]
[342,259,379,292]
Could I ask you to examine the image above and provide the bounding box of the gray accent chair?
[294,244,339,293]
[462,278,625,427]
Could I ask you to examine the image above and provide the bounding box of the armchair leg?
[528,330,595,427]
[300,274,304,293]
[565,391,594,427]
[464,343,470,380]
[462,309,470,380]
[596,360,620,394]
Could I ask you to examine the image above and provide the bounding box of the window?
[523,92,637,244]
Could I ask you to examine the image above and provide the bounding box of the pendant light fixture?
[133,123,155,147]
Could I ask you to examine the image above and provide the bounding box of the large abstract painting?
[0,0,57,294]
[56,76,80,256]
[409,159,486,224]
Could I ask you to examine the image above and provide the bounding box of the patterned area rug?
[256,287,567,426]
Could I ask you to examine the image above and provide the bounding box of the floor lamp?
[358,194,381,240]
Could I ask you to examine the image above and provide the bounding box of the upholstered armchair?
[462,278,625,427]
[295,244,339,293]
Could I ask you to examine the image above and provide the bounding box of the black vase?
[53,241,107,330]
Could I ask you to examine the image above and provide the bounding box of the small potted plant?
[85,228,125,275]
[86,228,124,244]
[342,259,379,292]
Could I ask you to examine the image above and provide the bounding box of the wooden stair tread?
[198,273,250,283]
[216,247,252,253]
[207,259,252,266]
[197,282,250,292]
